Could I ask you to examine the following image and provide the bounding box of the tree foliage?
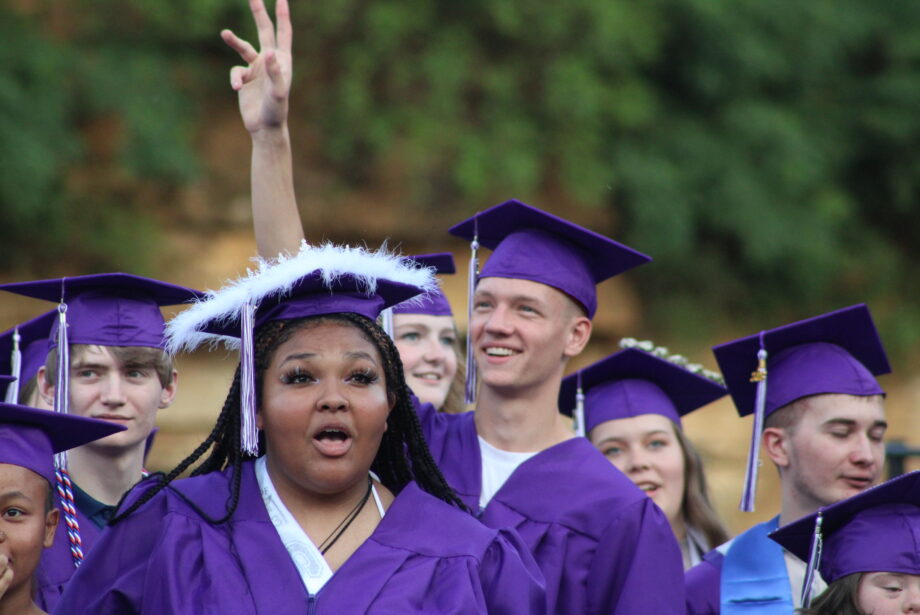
[3,0,919,347]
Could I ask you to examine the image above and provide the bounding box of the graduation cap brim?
[0,402,126,453]
[559,348,727,418]
[713,304,890,417]
[448,199,651,283]
[410,253,456,275]
[0,273,205,305]
[770,471,920,565]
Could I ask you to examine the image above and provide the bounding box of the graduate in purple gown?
[685,304,891,615]
[225,1,683,608]
[0,274,204,612]
[384,253,466,414]
[557,342,730,570]
[770,470,920,614]
[0,402,123,615]
[55,244,545,615]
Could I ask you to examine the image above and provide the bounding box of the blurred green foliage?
[2,0,919,348]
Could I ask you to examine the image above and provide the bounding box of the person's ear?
[563,317,592,359]
[44,508,60,548]
[37,366,55,407]
[762,427,792,469]
[158,370,179,409]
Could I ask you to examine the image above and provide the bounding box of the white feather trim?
[166,241,438,355]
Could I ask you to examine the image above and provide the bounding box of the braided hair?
[111,313,465,524]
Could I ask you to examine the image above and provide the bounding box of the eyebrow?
[0,490,32,502]
[280,351,378,366]
[70,361,109,371]
[823,418,889,430]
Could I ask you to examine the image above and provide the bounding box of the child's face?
[857,572,920,615]
[0,464,58,602]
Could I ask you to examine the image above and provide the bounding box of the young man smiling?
[0,274,203,612]
[685,304,890,614]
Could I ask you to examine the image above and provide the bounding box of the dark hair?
[111,313,465,523]
[798,573,864,615]
[674,425,730,549]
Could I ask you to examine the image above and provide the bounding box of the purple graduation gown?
[35,504,101,612]
[685,549,724,615]
[53,462,546,615]
[416,401,685,614]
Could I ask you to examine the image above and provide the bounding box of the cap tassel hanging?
[380,307,395,340]
[464,221,480,405]
[54,301,70,469]
[573,372,586,437]
[740,333,768,512]
[4,328,21,404]
[239,299,259,456]
[801,511,824,608]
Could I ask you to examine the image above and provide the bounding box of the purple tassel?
[380,307,395,340]
[4,328,21,404]
[54,301,70,469]
[464,228,480,405]
[801,512,824,608]
[574,372,586,437]
[240,300,259,456]
[740,337,768,512]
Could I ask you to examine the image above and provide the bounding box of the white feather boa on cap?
[165,241,439,355]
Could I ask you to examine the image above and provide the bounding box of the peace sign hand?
[221,0,293,135]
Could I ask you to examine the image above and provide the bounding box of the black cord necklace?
[318,475,374,555]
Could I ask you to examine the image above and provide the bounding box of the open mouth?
[312,427,353,457]
[412,371,443,383]
[483,346,520,358]
[636,481,661,496]
[841,476,873,490]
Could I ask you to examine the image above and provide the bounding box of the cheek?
[394,341,422,371]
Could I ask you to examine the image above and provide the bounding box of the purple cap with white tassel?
[713,304,890,512]
[449,200,651,405]
[0,310,57,405]
[165,243,439,456]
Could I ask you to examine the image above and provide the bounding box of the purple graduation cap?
[0,310,57,404]
[714,304,890,512]
[448,199,652,403]
[392,253,456,317]
[0,402,125,486]
[0,274,205,416]
[770,471,920,608]
[559,347,727,437]
[165,243,439,456]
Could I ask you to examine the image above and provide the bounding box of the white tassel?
[740,343,768,512]
[801,512,824,608]
[239,300,259,456]
[464,232,479,405]
[574,373,586,437]
[380,307,395,340]
[4,328,21,404]
[54,302,70,469]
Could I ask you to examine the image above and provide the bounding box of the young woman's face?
[259,321,393,496]
[0,464,58,601]
[392,314,458,410]
[589,414,686,526]
[856,572,920,614]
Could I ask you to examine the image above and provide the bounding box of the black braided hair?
[111,314,465,524]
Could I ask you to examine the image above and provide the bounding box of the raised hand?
[0,553,12,600]
[221,0,292,135]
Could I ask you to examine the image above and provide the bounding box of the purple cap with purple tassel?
[714,304,890,512]
[165,243,438,456]
[770,471,920,608]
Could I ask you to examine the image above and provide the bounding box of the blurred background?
[2,0,919,533]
